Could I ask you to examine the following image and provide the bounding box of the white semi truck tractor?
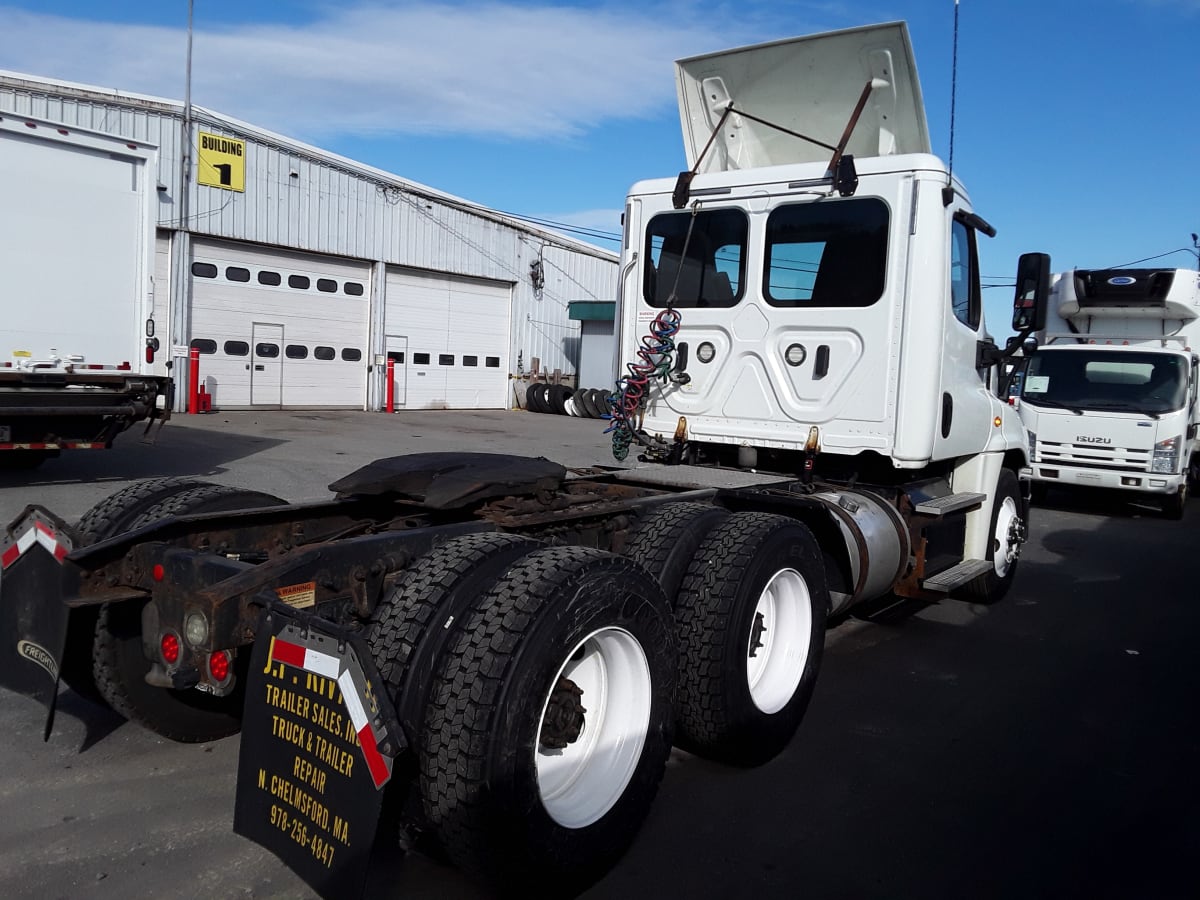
[1018,267,1200,517]
[0,22,1050,898]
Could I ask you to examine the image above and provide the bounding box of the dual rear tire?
[369,537,677,894]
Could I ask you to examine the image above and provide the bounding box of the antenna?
[944,0,960,205]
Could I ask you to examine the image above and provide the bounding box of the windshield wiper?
[1021,397,1084,415]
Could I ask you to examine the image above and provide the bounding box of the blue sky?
[1,0,1197,333]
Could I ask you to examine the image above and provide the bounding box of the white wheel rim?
[746,567,812,715]
[993,497,1020,577]
[535,626,651,829]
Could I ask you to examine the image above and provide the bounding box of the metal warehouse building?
[0,71,617,411]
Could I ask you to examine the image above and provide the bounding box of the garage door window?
[314,346,335,360]
[414,353,431,365]
[256,343,280,358]
[317,278,338,293]
[224,341,249,356]
[192,263,218,278]
[344,283,365,296]
[288,275,310,290]
[190,338,217,353]
[286,345,308,359]
[342,348,362,361]
[486,357,500,368]
[439,354,454,366]
[258,271,282,286]
[226,266,251,283]
[463,356,478,367]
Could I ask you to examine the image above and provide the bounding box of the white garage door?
[384,268,512,409]
[189,240,371,408]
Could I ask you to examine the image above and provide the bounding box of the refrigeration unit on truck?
[0,114,171,469]
[1018,267,1200,517]
[0,23,1049,899]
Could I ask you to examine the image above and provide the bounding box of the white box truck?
[0,113,171,469]
[1018,267,1200,517]
[0,23,1050,898]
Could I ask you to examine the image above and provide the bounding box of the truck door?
[250,322,284,408]
[934,210,995,458]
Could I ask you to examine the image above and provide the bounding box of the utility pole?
[170,0,196,412]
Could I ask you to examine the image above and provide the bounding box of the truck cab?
[614,22,1032,567]
[1018,267,1200,517]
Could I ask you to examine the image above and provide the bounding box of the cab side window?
[951,218,981,330]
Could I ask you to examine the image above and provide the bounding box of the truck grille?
[1035,441,1151,472]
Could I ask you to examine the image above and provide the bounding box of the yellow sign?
[197,131,246,192]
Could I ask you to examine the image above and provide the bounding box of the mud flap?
[0,507,78,740]
[234,605,404,900]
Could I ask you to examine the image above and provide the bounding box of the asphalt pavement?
[0,410,1196,899]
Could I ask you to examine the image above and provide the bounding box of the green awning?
[568,301,615,322]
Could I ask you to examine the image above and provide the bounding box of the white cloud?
[0,2,786,141]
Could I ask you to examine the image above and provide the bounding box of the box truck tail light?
[145,345,155,364]
[208,651,232,684]
[160,632,181,665]
[1151,436,1182,474]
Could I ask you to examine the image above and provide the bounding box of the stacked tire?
[524,382,612,419]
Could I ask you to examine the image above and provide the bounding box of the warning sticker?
[275,582,317,610]
[197,131,246,192]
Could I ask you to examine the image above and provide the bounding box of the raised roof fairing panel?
[675,21,931,172]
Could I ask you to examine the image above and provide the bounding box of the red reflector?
[57,128,69,135]
[209,651,231,682]
[161,633,180,664]
[118,361,131,371]
[152,564,165,581]
[145,345,155,364]
[24,121,36,129]
[126,142,138,150]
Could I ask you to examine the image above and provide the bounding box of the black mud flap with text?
[0,507,78,740]
[234,605,405,900]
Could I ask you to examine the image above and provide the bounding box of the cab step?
[921,558,992,592]
[913,492,985,517]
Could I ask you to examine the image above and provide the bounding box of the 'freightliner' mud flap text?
[0,507,77,739]
[234,606,404,900]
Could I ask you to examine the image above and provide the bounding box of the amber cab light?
[161,633,180,664]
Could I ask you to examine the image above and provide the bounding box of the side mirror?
[1012,252,1051,332]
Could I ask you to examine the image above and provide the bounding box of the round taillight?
[152,564,165,582]
[209,650,231,683]
[161,633,180,664]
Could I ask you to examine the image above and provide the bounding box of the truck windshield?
[1022,349,1188,415]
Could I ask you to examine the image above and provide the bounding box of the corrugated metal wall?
[0,73,616,377]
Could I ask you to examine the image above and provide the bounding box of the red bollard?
[385,357,395,413]
[188,346,200,415]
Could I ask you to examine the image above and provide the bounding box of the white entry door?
[251,322,284,407]
[385,334,408,409]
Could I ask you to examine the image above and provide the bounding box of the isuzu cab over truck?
[1018,267,1200,517]
[0,23,1049,899]
[0,114,172,469]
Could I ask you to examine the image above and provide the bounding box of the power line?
[1107,248,1194,268]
